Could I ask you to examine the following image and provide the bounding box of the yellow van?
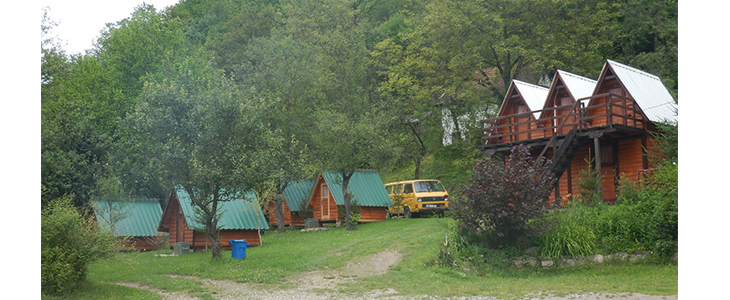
[384,179,450,218]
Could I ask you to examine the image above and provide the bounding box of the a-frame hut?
[90,199,163,251]
[538,70,597,136]
[307,170,393,224]
[481,60,677,203]
[266,179,315,228]
[486,80,549,144]
[158,186,269,249]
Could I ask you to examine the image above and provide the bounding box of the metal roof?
[282,179,315,212]
[511,80,549,119]
[601,60,678,123]
[174,185,270,231]
[91,199,162,237]
[556,70,597,102]
[321,170,393,207]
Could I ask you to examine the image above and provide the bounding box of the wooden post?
[590,132,603,199]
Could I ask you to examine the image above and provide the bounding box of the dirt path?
[115,249,677,300]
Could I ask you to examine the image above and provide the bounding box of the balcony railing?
[482,93,648,145]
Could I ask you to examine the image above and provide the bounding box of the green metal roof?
[282,179,315,212]
[174,186,269,231]
[322,170,393,207]
[91,199,162,237]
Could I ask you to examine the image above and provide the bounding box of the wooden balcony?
[481,93,650,155]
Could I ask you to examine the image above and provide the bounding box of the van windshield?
[413,181,445,193]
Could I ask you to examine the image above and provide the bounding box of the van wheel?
[404,207,412,219]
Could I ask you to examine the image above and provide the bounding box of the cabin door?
[321,184,331,219]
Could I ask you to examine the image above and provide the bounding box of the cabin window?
[516,104,528,114]
[322,184,329,197]
[560,97,572,106]
[600,145,614,165]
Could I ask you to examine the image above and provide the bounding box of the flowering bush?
[451,145,555,249]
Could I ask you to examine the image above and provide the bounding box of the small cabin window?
[322,184,329,197]
[600,145,614,165]
[560,97,572,106]
[516,104,528,114]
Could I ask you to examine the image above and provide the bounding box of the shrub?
[593,163,678,257]
[337,196,361,227]
[42,197,118,295]
[452,144,555,249]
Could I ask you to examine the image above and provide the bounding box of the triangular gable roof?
[318,170,393,207]
[282,179,315,212]
[539,70,597,119]
[170,185,269,231]
[556,70,597,101]
[498,80,549,120]
[591,60,677,123]
[91,199,162,237]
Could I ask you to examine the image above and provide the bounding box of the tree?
[452,145,555,248]
[311,110,393,230]
[123,57,272,258]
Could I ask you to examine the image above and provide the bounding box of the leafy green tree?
[612,0,678,96]
[312,110,393,230]
[95,4,187,102]
[123,57,272,258]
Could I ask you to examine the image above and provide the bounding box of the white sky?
[40,0,181,55]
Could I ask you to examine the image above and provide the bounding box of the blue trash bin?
[229,239,250,259]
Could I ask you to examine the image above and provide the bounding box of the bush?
[337,197,361,227]
[452,144,555,249]
[42,197,118,295]
[593,163,678,257]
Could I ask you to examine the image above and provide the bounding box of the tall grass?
[539,204,596,259]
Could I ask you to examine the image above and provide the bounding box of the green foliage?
[593,163,678,257]
[575,154,602,206]
[452,145,555,249]
[539,204,597,259]
[42,197,118,295]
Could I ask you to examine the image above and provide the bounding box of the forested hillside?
[41,0,677,209]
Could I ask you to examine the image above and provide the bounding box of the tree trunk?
[206,217,221,259]
[414,157,421,179]
[275,195,286,233]
[342,172,354,231]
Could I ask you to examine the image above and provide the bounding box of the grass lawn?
[48,218,677,299]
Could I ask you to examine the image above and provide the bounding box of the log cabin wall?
[192,229,261,249]
[267,199,294,227]
[160,195,194,248]
[359,206,387,222]
[309,176,338,223]
[547,134,659,204]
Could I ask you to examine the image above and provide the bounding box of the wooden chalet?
[266,179,315,228]
[158,186,269,249]
[90,199,163,251]
[307,170,393,223]
[481,60,677,203]
[485,80,549,144]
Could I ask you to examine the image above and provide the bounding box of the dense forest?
[41,0,678,210]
